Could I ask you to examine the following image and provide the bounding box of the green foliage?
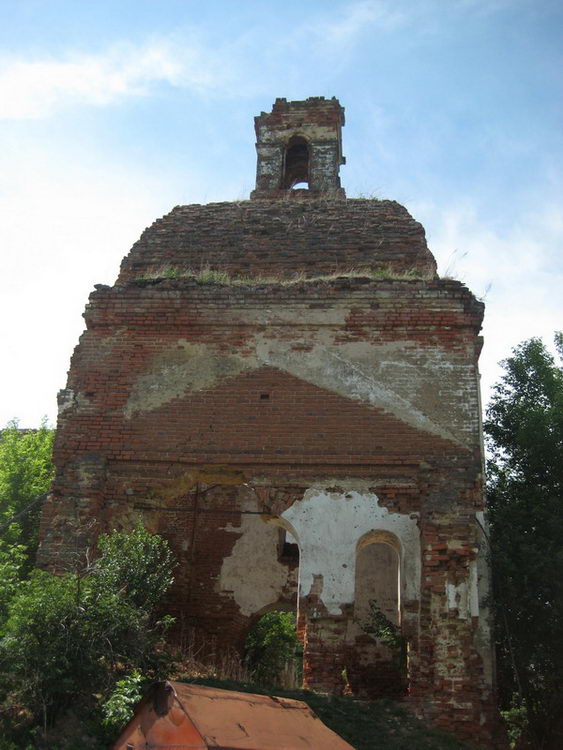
[362,601,403,650]
[101,670,147,732]
[0,419,54,567]
[244,611,302,686]
[0,526,176,741]
[93,523,176,613]
[484,333,563,749]
[195,268,231,284]
[0,740,33,750]
[500,696,530,749]
[1,570,129,725]
[0,542,25,629]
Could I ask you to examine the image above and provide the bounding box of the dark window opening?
[278,528,299,562]
[282,136,310,189]
[282,540,299,559]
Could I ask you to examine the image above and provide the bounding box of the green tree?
[0,419,54,565]
[484,334,563,749]
[0,526,176,742]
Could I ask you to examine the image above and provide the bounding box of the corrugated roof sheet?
[113,681,356,750]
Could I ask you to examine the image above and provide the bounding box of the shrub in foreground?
[0,525,176,743]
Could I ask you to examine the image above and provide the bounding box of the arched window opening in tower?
[282,136,310,189]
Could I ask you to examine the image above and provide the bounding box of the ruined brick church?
[39,97,496,743]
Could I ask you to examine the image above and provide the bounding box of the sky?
[1,0,562,427]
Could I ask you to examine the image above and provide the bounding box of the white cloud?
[306,0,516,50]
[0,142,225,426]
[411,197,563,402]
[0,39,230,120]
[316,1,408,44]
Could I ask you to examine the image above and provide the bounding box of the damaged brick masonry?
[38,97,499,745]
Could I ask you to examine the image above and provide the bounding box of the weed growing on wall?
[361,600,407,677]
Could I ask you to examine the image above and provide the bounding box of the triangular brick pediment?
[126,366,460,463]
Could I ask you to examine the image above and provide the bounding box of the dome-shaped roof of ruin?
[117,198,437,284]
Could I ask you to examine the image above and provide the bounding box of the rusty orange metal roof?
[113,681,356,750]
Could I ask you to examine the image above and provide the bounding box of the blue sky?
[1,0,562,426]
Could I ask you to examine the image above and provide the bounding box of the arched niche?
[354,530,401,626]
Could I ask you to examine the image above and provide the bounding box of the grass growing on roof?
[136,266,430,286]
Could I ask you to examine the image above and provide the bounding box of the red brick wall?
[38,256,498,744]
[117,199,436,282]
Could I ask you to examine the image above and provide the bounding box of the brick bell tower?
[251,96,346,199]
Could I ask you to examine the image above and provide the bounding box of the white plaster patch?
[281,483,420,615]
[469,560,480,618]
[446,561,479,620]
[218,513,289,617]
[57,388,75,415]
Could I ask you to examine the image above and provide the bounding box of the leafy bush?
[0,526,176,742]
[101,671,147,733]
[501,696,530,749]
[244,611,301,686]
[92,524,176,613]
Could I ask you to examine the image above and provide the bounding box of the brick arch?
[356,528,401,554]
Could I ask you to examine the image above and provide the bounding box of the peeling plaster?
[125,342,255,418]
[281,483,420,615]
[124,333,474,446]
[446,562,480,620]
[57,388,75,415]
[256,338,460,444]
[218,506,289,617]
[260,123,338,144]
